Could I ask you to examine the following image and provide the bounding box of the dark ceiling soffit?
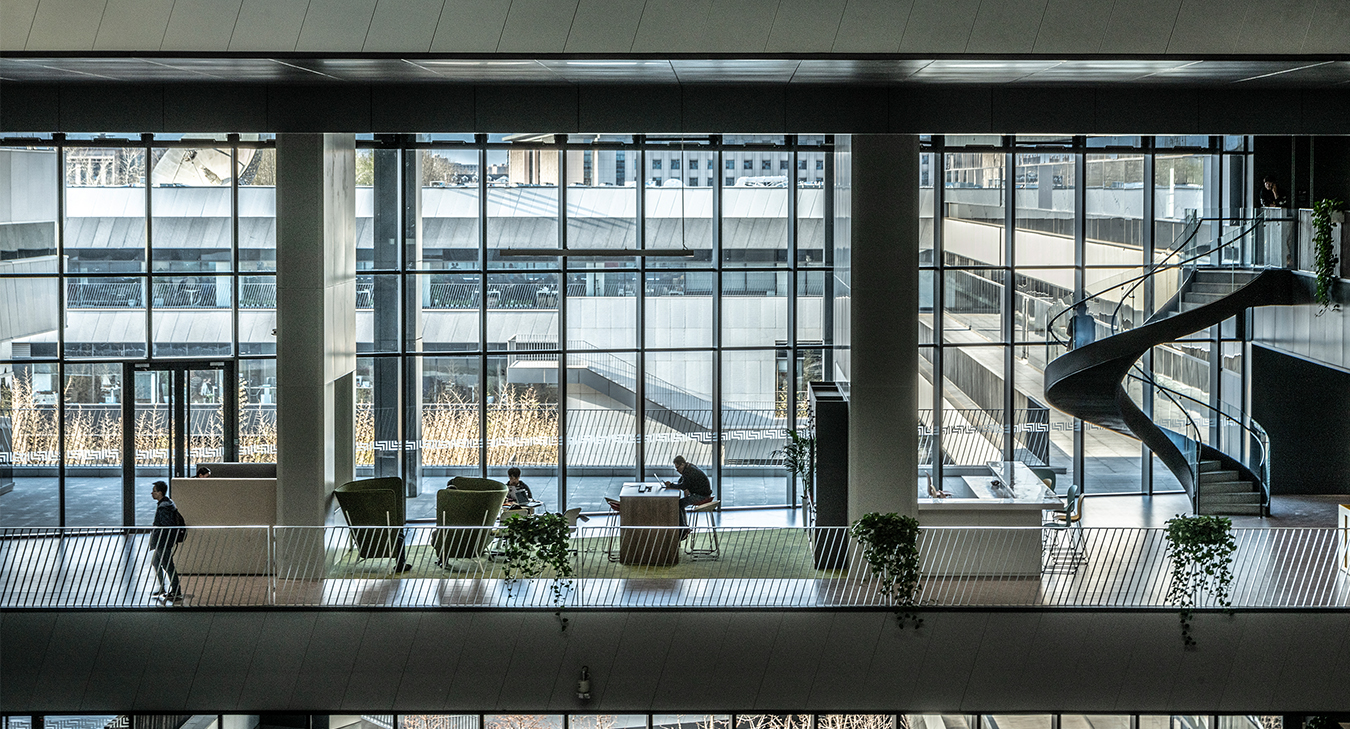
[3,83,1348,135]
[5,51,1350,62]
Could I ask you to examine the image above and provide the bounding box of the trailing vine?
[1304,717,1337,729]
[1311,198,1344,313]
[498,511,575,630]
[849,512,923,629]
[1163,514,1236,647]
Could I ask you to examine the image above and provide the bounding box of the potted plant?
[498,511,575,630]
[774,428,816,524]
[849,512,923,629]
[1311,198,1344,313]
[1163,514,1236,647]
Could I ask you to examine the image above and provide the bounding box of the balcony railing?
[2,525,1346,609]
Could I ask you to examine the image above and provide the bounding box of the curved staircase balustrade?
[1043,211,1311,515]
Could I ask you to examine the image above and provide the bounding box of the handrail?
[1124,366,1272,510]
[3,525,1347,609]
[1123,365,1205,509]
[1046,210,1271,349]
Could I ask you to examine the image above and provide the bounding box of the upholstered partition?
[170,477,277,575]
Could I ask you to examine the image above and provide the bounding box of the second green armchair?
[434,476,508,563]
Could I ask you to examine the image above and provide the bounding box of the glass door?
[122,361,235,525]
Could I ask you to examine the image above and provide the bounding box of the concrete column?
[848,135,919,521]
[275,134,357,526]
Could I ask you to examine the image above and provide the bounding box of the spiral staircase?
[1043,213,1312,515]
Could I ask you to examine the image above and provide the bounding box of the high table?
[918,460,1064,577]
[618,482,682,566]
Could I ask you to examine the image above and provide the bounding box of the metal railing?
[3,525,1346,609]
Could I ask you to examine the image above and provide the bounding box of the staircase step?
[1198,480,1252,494]
[1199,503,1263,516]
[1183,293,1225,305]
[1190,282,1239,295]
[1198,469,1239,483]
[1198,491,1262,505]
[1198,460,1225,472]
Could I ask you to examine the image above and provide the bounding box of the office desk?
[918,461,1064,577]
[618,482,681,566]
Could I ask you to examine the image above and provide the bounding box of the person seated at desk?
[504,467,535,511]
[663,455,713,529]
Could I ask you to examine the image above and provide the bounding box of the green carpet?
[326,528,848,580]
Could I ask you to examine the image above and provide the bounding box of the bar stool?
[604,497,622,562]
[684,498,721,560]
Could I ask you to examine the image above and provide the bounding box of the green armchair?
[433,476,508,563]
[335,477,407,565]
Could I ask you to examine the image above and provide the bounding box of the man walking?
[149,481,183,602]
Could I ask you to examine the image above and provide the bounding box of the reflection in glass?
[487,354,558,508]
[0,364,62,526]
[568,271,637,350]
[238,359,277,464]
[418,272,481,352]
[151,147,233,273]
[723,150,790,267]
[487,147,559,269]
[65,147,146,273]
[944,150,1005,267]
[487,272,559,351]
[720,349,787,507]
[566,351,637,512]
[420,148,481,271]
[644,351,714,476]
[415,356,480,519]
[722,271,788,347]
[152,274,233,357]
[238,147,277,269]
[65,276,147,358]
[1015,151,1075,266]
[645,271,713,348]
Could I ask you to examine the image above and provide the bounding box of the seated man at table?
[504,467,534,509]
[664,455,714,529]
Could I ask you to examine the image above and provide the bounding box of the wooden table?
[618,482,681,566]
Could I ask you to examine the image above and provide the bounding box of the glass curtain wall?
[368,134,828,517]
[0,134,278,527]
[921,136,1252,497]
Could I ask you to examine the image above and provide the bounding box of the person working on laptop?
[664,455,713,529]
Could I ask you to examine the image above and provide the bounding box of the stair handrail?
[1124,364,1206,511]
[1125,365,1271,512]
[1046,210,1271,349]
[1103,209,1271,338]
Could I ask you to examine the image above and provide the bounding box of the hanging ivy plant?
[499,511,574,630]
[849,512,923,629]
[1311,198,1344,313]
[1304,717,1337,729]
[1163,514,1236,647]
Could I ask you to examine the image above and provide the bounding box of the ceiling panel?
[1140,60,1315,83]
[0,0,40,52]
[160,0,245,52]
[1017,60,1195,83]
[409,59,562,82]
[790,60,931,83]
[538,60,679,83]
[911,59,1062,83]
[671,59,801,83]
[92,0,176,52]
[3,56,1350,87]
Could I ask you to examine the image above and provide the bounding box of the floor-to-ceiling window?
[358,134,830,517]
[1,134,278,527]
[918,135,1254,497]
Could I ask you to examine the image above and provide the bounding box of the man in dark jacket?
[149,481,183,601]
[665,455,713,528]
